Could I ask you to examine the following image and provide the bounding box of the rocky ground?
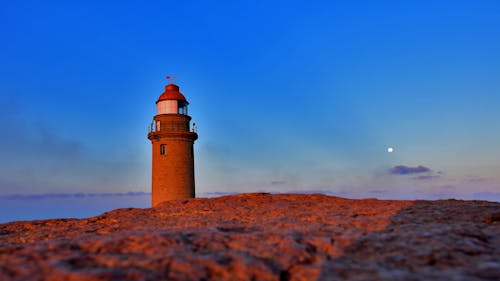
[0,193,499,281]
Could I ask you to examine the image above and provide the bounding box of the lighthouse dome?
[156,84,189,104]
[156,84,189,115]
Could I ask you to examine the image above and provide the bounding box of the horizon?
[1,190,499,223]
[1,1,500,222]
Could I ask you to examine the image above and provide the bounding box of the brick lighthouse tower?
[147,79,198,206]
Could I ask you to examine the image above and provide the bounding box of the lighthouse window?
[178,102,188,115]
[160,144,167,155]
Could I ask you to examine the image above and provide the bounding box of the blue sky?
[1,0,500,219]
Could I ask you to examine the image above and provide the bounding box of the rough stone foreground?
[0,193,499,281]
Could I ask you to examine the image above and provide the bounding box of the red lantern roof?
[156,84,189,104]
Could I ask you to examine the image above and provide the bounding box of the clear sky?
[1,0,500,215]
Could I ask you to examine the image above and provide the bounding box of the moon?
[387,147,394,153]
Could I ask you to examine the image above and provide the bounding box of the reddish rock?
[0,193,499,280]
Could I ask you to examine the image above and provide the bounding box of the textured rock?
[0,193,499,280]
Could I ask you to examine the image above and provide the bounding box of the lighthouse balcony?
[148,120,197,133]
[147,125,198,142]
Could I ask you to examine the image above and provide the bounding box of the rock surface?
[0,193,499,281]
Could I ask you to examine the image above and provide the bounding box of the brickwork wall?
[148,114,197,207]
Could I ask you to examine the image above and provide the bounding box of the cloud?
[439,184,455,190]
[368,189,388,195]
[389,165,431,175]
[0,95,147,194]
[271,180,287,186]
[463,176,492,183]
[0,192,150,200]
[198,191,238,197]
[412,175,441,180]
[387,165,444,181]
[471,192,500,202]
[282,189,341,196]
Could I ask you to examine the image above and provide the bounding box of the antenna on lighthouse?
[165,75,177,83]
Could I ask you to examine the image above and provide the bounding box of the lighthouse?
[147,80,198,206]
